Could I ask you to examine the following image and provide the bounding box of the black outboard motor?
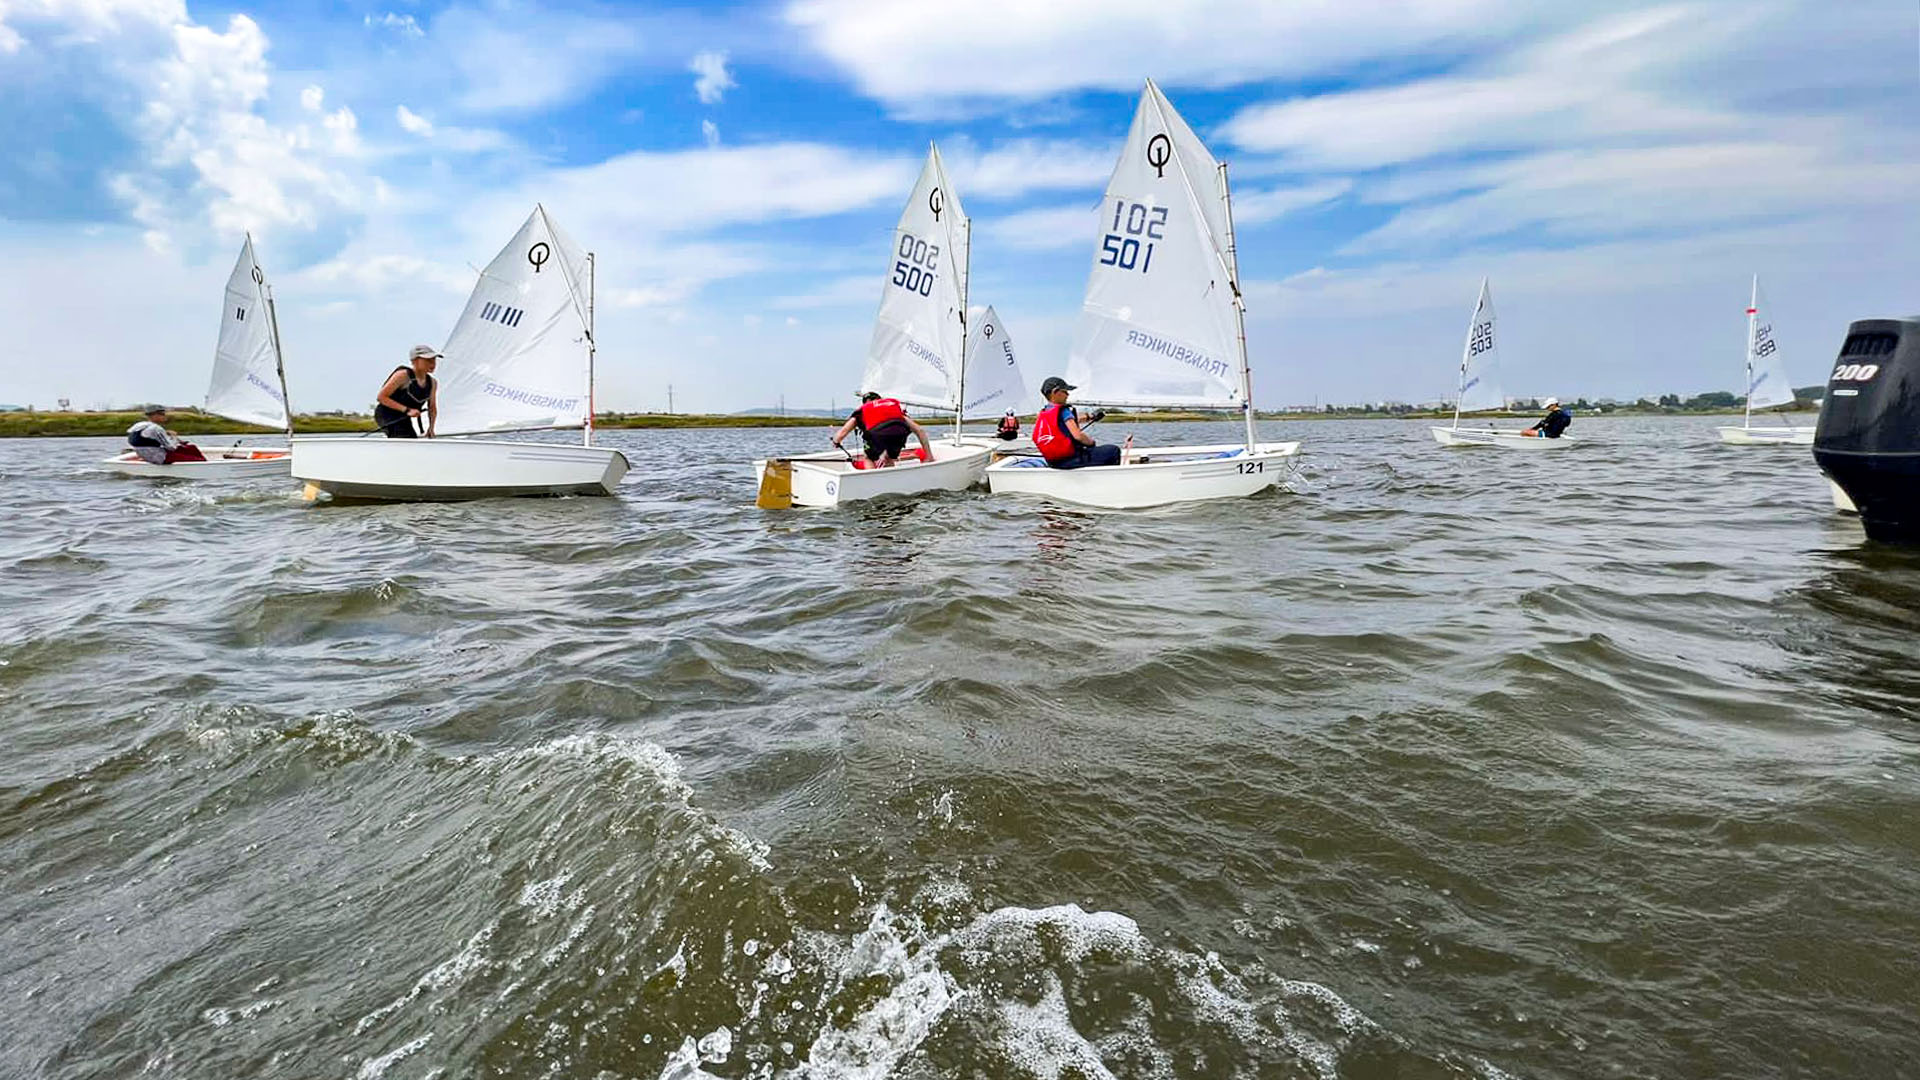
[1813,316,1920,541]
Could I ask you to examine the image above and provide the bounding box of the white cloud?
[770,273,876,310]
[701,118,720,148]
[395,105,433,137]
[1231,179,1352,225]
[430,4,647,113]
[786,0,1542,112]
[690,49,736,104]
[980,203,1095,252]
[363,11,423,38]
[300,84,324,112]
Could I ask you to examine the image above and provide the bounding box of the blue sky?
[1,0,1914,414]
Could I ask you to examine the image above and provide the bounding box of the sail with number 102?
[986,78,1299,509]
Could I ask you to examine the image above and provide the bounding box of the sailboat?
[1430,278,1570,449]
[102,236,295,478]
[1717,276,1812,445]
[951,304,1029,448]
[291,205,629,501]
[984,79,1299,509]
[754,143,995,508]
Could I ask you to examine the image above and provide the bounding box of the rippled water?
[3,417,1917,1080]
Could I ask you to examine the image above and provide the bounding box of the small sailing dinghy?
[985,79,1299,510]
[1718,277,1812,445]
[755,143,995,508]
[1430,279,1571,450]
[292,205,629,501]
[102,236,294,479]
[952,305,1031,450]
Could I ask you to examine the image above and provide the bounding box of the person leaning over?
[1522,396,1572,439]
[831,391,935,468]
[1031,376,1124,469]
[375,346,439,438]
[125,405,206,464]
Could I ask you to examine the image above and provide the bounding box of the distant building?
[0,404,25,413]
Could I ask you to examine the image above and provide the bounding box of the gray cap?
[1039,376,1075,396]
[143,404,168,415]
[409,344,442,361]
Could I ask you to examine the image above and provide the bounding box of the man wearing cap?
[125,405,206,464]
[830,391,935,468]
[374,346,439,438]
[1523,397,1573,439]
[1032,377,1123,468]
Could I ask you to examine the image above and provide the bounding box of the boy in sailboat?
[831,391,935,467]
[375,346,439,438]
[1032,377,1124,468]
[1522,397,1572,439]
[125,406,207,464]
[996,409,1021,441]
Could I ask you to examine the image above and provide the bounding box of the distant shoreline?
[0,407,1811,438]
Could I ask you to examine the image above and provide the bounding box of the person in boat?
[375,346,439,438]
[1522,397,1573,439]
[831,391,934,467]
[995,409,1021,441]
[126,406,206,464]
[1033,377,1125,468]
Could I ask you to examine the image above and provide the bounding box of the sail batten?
[1065,80,1247,411]
[432,206,595,437]
[203,236,290,431]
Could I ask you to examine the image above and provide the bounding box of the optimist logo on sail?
[1125,329,1228,379]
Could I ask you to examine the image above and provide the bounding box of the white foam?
[356,1033,431,1080]
[355,923,497,1035]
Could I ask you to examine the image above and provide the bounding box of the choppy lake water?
[2,416,1917,1080]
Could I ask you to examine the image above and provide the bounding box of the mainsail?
[1455,278,1505,417]
[203,235,289,431]
[433,205,594,436]
[960,305,1026,418]
[1065,80,1245,410]
[862,144,970,411]
[1744,277,1794,414]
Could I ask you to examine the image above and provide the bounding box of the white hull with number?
[1431,426,1573,450]
[101,446,291,479]
[753,440,991,508]
[1717,424,1814,445]
[986,441,1298,509]
[292,436,628,501]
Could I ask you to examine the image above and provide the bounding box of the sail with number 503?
[1452,277,1504,425]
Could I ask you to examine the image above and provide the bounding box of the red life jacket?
[1032,404,1077,462]
[858,397,907,431]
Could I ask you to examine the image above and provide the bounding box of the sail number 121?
[1100,200,1168,274]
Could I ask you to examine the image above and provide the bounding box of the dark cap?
[1039,376,1075,397]
[861,391,881,402]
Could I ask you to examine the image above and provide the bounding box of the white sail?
[433,205,593,436]
[1065,80,1244,410]
[1456,278,1504,415]
[203,236,289,430]
[1744,277,1795,412]
[861,143,969,411]
[960,305,1026,418]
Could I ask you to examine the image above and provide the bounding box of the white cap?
[1544,396,1560,408]
[409,344,441,361]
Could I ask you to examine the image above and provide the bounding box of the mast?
[252,234,294,440]
[1454,281,1479,431]
[1743,274,1757,430]
[586,250,597,446]
[953,208,970,443]
[1218,161,1256,452]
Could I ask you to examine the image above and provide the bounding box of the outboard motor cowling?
[1813,316,1920,541]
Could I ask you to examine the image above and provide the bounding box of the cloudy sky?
[1,0,1914,413]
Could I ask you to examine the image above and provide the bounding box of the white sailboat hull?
[291,436,628,501]
[985,442,1298,509]
[1717,425,1814,445]
[1431,426,1574,450]
[100,446,291,479]
[1829,477,1858,514]
[753,441,991,507]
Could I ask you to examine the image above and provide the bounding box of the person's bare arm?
[906,416,933,456]
[426,380,438,437]
[830,418,858,447]
[376,371,412,413]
